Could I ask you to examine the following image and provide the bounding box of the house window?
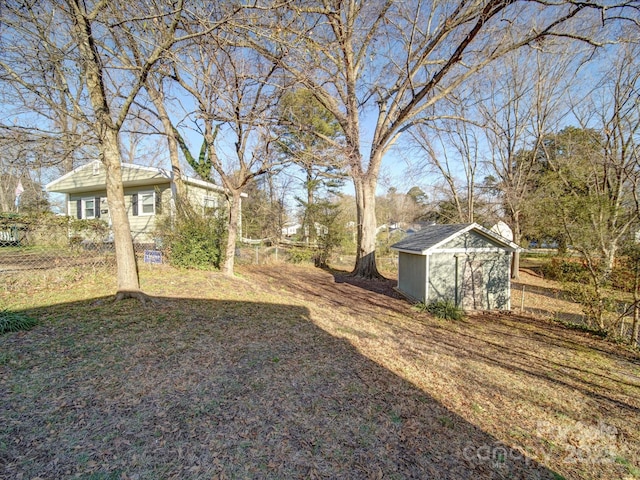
[139,191,155,216]
[203,196,218,216]
[82,198,96,219]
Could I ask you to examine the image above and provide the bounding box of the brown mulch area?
[0,263,638,479]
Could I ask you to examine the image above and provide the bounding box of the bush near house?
[156,206,227,270]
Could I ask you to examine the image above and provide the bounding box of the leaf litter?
[0,263,638,479]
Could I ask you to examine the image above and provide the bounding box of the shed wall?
[441,230,501,250]
[398,252,426,302]
[428,251,511,310]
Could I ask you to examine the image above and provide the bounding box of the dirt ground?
[1,262,639,480]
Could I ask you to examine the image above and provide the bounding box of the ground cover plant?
[0,263,638,479]
[0,309,37,335]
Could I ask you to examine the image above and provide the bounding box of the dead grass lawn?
[0,263,638,480]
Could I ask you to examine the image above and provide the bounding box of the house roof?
[390,222,520,255]
[45,160,228,195]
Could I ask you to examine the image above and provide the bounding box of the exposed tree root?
[349,268,387,281]
[114,290,154,305]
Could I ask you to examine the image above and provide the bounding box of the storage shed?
[390,223,520,311]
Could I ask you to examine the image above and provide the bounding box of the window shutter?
[76,200,82,219]
[155,191,162,215]
[132,193,138,216]
[95,197,101,218]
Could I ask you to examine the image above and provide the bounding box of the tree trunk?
[511,217,521,280]
[147,80,185,204]
[602,245,617,282]
[102,129,144,298]
[632,260,640,346]
[352,174,383,279]
[69,0,147,303]
[306,167,315,245]
[222,191,241,276]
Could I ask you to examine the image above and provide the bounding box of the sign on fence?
[143,250,162,264]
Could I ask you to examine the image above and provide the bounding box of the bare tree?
[551,37,640,278]
[239,0,635,278]
[478,44,579,278]
[0,0,220,300]
[170,35,285,276]
[409,94,483,225]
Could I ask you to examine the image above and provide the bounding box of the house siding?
[427,252,458,304]
[68,190,107,219]
[52,162,230,245]
[54,161,171,193]
[183,183,226,215]
[69,185,173,244]
[124,185,171,244]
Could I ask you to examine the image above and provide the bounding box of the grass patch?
[615,456,640,477]
[553,317,608,338]
[0,309,37,334]
[416,299,465,321]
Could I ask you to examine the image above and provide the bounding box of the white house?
[46,161,238,244]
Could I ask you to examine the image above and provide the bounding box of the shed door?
[461,260,484,310]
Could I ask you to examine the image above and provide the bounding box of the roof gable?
[390,223,519,254]
[45,161,226,195]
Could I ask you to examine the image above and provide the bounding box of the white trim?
[393,246,515,255]
[138,190,156,216]
[203,195,219,215]
[435,247,516,254]
[507,253,512,310]
[81,196,96,219]
[390,222,521,255]
[424,253,430,303]
[183,175,225,193]
[121,162,171,178]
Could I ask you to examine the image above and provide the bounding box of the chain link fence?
[1,215,128,295]
[0,215,399,294]
[234,245,398,274]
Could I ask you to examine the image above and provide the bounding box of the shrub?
[0,309,37,335]
[157,206,227,270]
[541,257,588,282]
[417,299,465,321]
[288,248,315,264]
[564,283,615,330]
[69,218,110,243]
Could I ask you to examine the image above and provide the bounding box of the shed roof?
[390,222,520,255]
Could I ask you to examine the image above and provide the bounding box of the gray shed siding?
[441,230,499,250]
[398,252,427,302]
[393,227,514,311]
[427,252,457,303]
[428,251,511,310]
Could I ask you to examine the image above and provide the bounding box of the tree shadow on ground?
[0,296,558,480]
[328,266,403,299]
